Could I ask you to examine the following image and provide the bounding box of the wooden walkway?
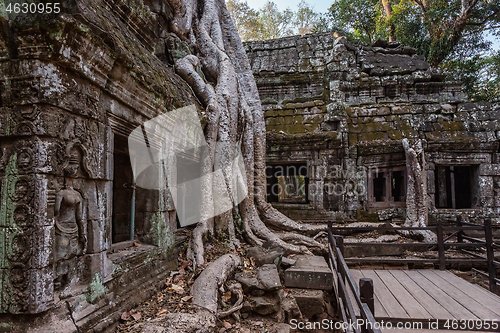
[348,269,500,331]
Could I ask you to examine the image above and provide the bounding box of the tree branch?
[412,0,427,12]
[466,9,500,27]
[463,24,500,36]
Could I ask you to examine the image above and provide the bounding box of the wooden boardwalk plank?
[354,269,389,318]
[361,270,409,319]
[389,270,454,320]
[348,270,362,317]
[405,270,478,320]
[375,270,431,319]
[433,270,500,316]
[422,270,500,320]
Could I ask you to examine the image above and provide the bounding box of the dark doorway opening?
[391,170,405,202]
[435,165,478,209]
[266,163,309,204]
[373,172,386,202]
[112,134,133,243]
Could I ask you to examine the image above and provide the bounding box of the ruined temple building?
[0,1,499,331]
[245,35,500,225]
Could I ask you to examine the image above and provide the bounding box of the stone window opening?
[368,166,406,209]
[112,133,133,243]
[266,163,309,204]
[434,165,479,209]
[323,120,340,131]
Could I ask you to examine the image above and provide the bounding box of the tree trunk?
[381,0,396,42]
[402,139,435,242]
[166,0,326,267]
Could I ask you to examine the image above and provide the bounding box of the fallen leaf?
[134,242,142,247]
[157,309,169,316]
[121,311,131,321]
[168,284,185,295]
[250,257,256,266]
[222,291,232,303]
[289,254,296,257]
[131,312,141,321]
[206,244,213,250]
[223,320,232,329]
[180,260,192,269]
[181,295,193,302]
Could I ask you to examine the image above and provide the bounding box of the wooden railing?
[328,218,499,295]
[327,221,382,333]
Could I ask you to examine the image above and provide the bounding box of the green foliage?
[226,0,323,41]
[259,1,295,39]
[327,0,381,43]
[226,0,264,41]
[444,51,500,102]
[325,0,500,101]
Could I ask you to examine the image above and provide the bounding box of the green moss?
[348,133,358,145]
[1,153,17,229]
[86,274,106,303]
[357,209,379,223]
[149,189,175,259]
[358,132,389,141]
[441,121,465,131]
[387,130,404,140]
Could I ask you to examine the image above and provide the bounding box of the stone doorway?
[435,165,479,209]
[112,134,133,243]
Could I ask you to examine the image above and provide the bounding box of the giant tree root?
[166,0,329,265]
[135,254,241,333]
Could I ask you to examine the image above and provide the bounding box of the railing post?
[437,220,445,270]
[337,235,345,257]
[484,218,497,294]
[457,216,463,243]
[360,278,374,333]
[335,235,345,282]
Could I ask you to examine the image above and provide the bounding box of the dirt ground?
[115,237,286,333]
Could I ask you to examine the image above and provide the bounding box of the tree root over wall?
[137,0,329,330]
[168,0,327,268]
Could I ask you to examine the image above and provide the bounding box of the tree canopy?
[226,0,323,41]
[326,0,500,101]
[327,0,500,66]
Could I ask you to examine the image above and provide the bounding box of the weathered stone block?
[246,246,285,267]
[289,289,325,319]
[258,264,282,291]
[284,255,333,290]
[248,294,281,315]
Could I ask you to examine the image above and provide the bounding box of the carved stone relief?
[54,145,88,289]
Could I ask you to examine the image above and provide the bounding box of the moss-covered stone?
[356,209,379,223]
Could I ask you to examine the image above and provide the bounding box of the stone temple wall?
[245,33,500,225]
[0,0,201,330]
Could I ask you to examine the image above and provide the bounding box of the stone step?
[284,255,333,290]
